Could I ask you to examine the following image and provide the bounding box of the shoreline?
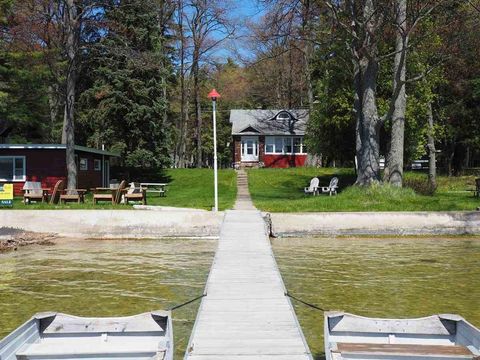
[0,228,57,252]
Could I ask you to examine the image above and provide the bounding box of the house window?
[274,137,283,154]
[284,137,292,153]
[0,156,26,181]
[79,158,88,171]
[265,136,306,154]
[94,159,102,171]
[293,137,302,153]
[276,112,291,120]
[265,137,274,153]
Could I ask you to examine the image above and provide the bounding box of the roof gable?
[239,125,261,133]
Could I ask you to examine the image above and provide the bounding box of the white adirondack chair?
[304,177,319,196]
[321,177,339,196]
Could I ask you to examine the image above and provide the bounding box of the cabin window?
[0,156,26,181]
[293,137,302,153]
[265,136,306,154]
[265,138,274,153]
[283,137,292,153]
[94,159,102,171]
[79,158,88,171]
[276,112,291,120]
[274,138,283,153]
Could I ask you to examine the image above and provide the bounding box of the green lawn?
[8,169,237,211]
[247,167,479,212]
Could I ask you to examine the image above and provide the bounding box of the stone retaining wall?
[270,211,480,236]
[0,210,224,238]
[2,210,479,239]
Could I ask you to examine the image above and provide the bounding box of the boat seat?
[335,342,478,359]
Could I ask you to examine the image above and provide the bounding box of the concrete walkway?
[185,171,312,360]
[233,170,256,210]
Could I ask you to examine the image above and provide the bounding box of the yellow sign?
[0,183,13,206]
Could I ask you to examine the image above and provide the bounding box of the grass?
[247,167,480,212]
[7,169,237,211]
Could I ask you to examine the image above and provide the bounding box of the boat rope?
[285,291,329,312]
[168,293,206,311]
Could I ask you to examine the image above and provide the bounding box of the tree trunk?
[194,66,202,168]
[48,84,60,143]
[353,0,381,186]
[176,0,186,168]
[355,57,381,185]
[354,57,381,184]
[63,0,78,190]
[427,101,437,189]
[385,0,408,187]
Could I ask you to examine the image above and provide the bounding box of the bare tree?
[325,0,445,186]
[427,101,437,189]
[184,0,235,168]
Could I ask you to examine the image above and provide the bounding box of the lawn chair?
[124,182,147,205]
[304,177,320,196]
[23,181,48,204]
[320,177,339,196]
[93,180,126,205]
[49,180,65,205]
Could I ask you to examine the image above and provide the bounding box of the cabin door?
[241,136,259,162]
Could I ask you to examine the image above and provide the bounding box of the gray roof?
[229,109,309,136]
[0,144,120,157]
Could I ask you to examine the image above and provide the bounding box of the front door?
[241,136,259,162]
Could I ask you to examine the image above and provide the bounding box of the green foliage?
[306,46,355,165]
[79,0,173,168]
[0,51,52,142]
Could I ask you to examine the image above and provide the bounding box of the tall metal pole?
[212,98,218,212]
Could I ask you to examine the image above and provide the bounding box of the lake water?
[1,237,479,360]
[272,237,480,360]
[0,238,216,360]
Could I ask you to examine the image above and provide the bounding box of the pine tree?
[80,0,173,169]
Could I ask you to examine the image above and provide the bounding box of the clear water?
[272,237,480,360]
[0,238,216,360]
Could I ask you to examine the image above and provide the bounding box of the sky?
[209,0,267,63]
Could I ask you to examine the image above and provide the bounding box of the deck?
[184,206,312,359]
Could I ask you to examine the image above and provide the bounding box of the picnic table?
[140,183,168,197]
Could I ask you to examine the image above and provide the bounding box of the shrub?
[403,177,436,196]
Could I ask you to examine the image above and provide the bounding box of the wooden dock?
[184,209,312,360]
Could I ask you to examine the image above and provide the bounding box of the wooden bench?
[60,189,87,204]
[335,342,477,359]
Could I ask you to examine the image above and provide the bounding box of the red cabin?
[0,144,119,196]
[230,109,309,168]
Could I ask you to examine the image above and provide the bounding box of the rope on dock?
[285,291,329,312]
[168,293,206,311]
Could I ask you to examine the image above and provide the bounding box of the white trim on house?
[240,136,259,162]
[264,136,307,155]
[0,155,26,182]
[0,144,119,157]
